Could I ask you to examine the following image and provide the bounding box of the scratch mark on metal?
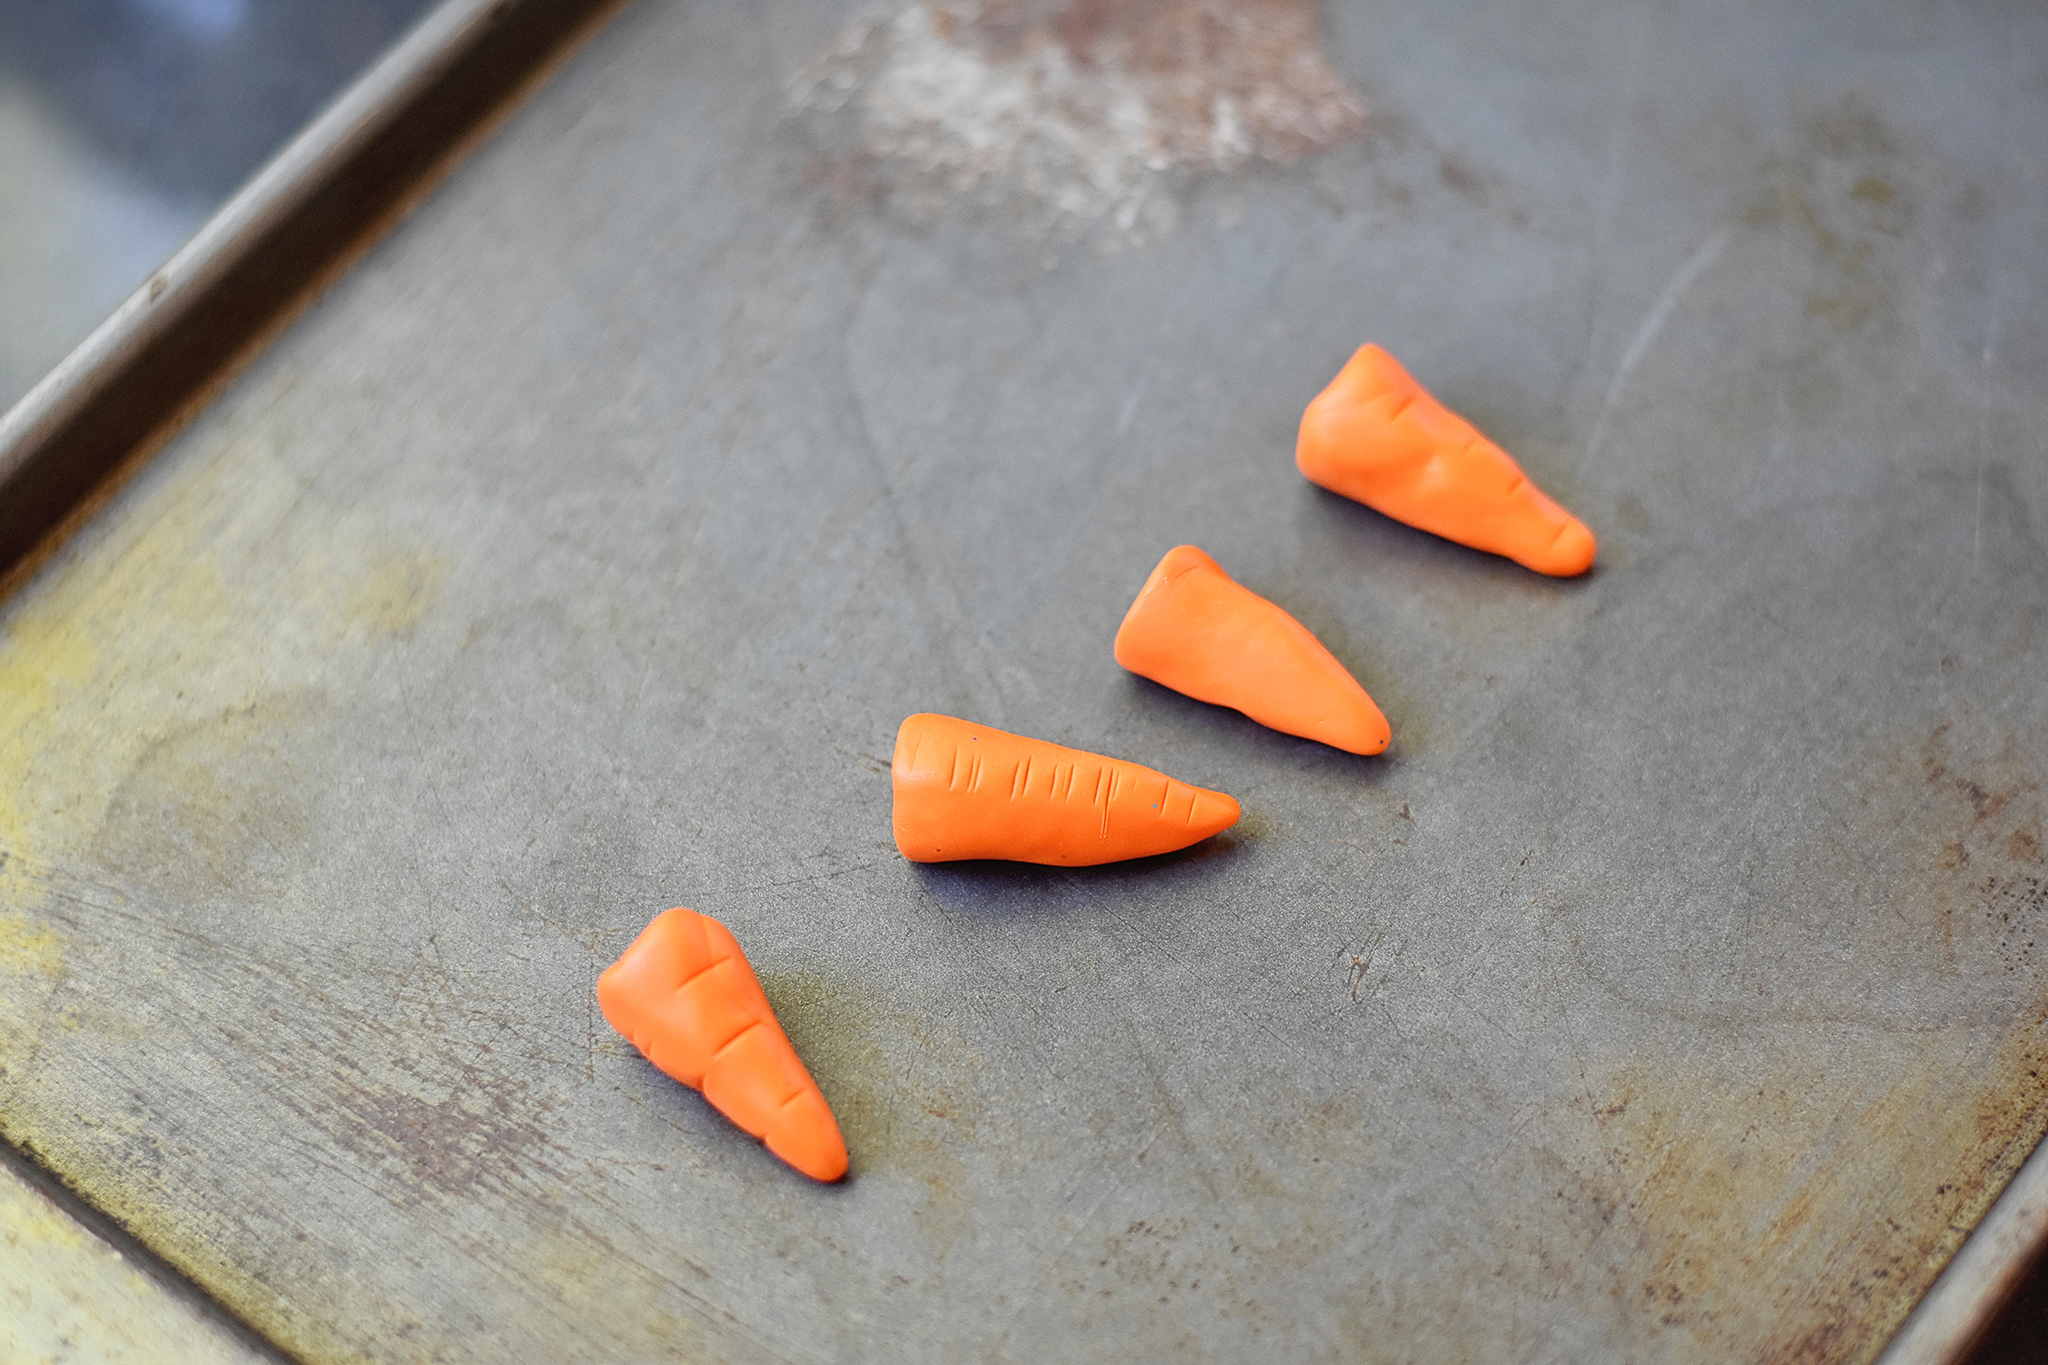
[1578,227,1731,478]
[1974,282,2004,578]
[1117,376,1147,435]
[709,860,888,896]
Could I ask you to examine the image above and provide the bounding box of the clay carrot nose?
[891,713,1240,866]
[598,908,849,1182]
[1297,344,1597,577]
[1115,545,1390,755]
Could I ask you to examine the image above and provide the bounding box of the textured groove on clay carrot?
[1297,344,1596,577]
[597,907,848,1182]
[891,713,1239,866]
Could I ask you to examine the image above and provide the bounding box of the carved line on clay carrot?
[891,712,1239,866]
[597,908,849,1183]
[1297,344,1597,577]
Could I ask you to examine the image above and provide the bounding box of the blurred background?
[0,0,435,412]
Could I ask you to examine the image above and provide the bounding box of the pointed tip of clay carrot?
[1523,515,1598,578]
[768,1092,851,1182]
[1188,787,1241,841]
[1331,703,1392,756]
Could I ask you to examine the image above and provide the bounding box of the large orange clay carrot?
[892,713,1239,865]
[1297,344,1596,577]
[598,908,848,1182]
[1115,545,1390,755]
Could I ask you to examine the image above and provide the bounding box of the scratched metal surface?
[1,0,2045,1361]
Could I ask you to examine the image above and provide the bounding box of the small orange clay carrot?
[1114,545,1390,755]
[892,713,1240,865]
[597,908,848,1182]
[1297,344,1597,577]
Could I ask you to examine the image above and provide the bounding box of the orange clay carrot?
[1114,545,1390,755]
[1297,344,1596,577]
[597,908,848,1182]
[892,713,1240,865]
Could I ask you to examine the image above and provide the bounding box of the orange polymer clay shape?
[597,908,848,1182]
[1115,545,1390,755]
[1297,344,1597,577]
[892,713,1240,865]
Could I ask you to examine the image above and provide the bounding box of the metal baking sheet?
[2,0,2044,1360]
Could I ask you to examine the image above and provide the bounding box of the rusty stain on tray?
[793,0,1367,241]
[1744,97,1916,344]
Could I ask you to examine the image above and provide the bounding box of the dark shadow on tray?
[907,825,1252,917]
[1961,1228,2048,1365]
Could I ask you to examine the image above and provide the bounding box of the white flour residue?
[792,0,1368,243]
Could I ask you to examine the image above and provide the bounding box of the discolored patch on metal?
[90,690,326,911]
[1742,95,1919,344]
[791,0,1367,243]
